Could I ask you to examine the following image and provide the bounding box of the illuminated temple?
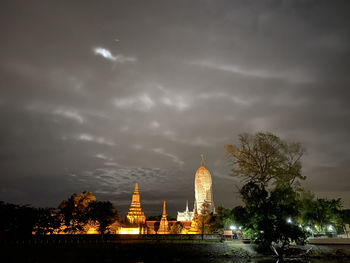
[126,183,146,224]
[177,154,215,220]
[119,155,214,234]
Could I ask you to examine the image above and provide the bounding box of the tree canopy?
[225,132,305,187]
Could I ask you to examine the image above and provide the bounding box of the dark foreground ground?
[1,240,350,263]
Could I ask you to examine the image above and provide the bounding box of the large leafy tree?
[58,191,96,233]
[227,132,307,259]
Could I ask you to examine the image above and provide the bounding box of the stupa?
[188,199,200,234]
[157,200,170,234]
[126,183,146,224]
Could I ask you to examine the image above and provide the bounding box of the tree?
[341,209,350,225]
[225,132,305,187]
[233,183,307,259]
[0,201,37,238]
[199,201,212,239]
[210,205,235,233]
[86,201,120,236]
[299,196,343,234]
[58,191,96,233]
[170,222,184,234]
[33,207,61,235]
[227,132,307,259]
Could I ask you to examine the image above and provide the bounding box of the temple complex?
[125,183,146,225]
[120,155,213,235]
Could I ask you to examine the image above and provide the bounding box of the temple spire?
[200,153,205,166]
[185,200,189,212]
[162,200,167,217]
[158,200,170,234]
[135,183,139,193]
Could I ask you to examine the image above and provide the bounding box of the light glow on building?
[119,227,140,234]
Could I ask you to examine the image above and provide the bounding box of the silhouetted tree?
[0,201,37,238]
[58,191,96,233]
[33,207,61,235]
[87,201,120,236]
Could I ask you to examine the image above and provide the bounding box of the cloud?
[93,47,136,63]
[191,60,313,84]
[53,108,85,124]
[199,92,251,106]
[95,153,108,160]
[78,133,115,146]
[152,148,184,167]
[149,121,160,129]
[104,162,119,167]
[114,92,189,112]
[114,94,155,111]
[161,95,189,111]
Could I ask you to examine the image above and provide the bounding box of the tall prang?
[194,154,214,215]
[126,183,146,224]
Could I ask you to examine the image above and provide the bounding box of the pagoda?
[126,183,146,224]
[188,199,200,234]
[157,200,170,234]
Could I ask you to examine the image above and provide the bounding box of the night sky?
[1,1,350,217]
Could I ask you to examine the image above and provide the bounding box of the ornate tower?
[126,183,146,225]
[157,200,170,234]
[194,154,214,214]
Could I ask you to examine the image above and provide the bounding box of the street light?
[230,225,236,230]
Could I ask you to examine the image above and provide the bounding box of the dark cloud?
[0,0,350,216]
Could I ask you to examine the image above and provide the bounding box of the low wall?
[308,238,350,245]
[0,234,221,244]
